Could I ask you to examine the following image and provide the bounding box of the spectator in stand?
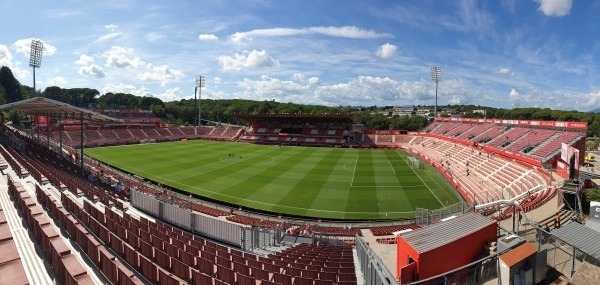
[114,181,123,194]
[554,213,561,229]
[303,227,311,237]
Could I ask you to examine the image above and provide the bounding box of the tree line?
[2,65,600,135]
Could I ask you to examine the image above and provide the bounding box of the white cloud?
[105,24,118,31]
[536,0,573,16]
[157,87,182,102]
[376,43,398,59]
[75,54,95,65]
[44,9,82,18]
[0,44,27,81]
[508,88,523,106]
[14,38,57,57]
[0,44,13,67]
[227,74,489,107]
[218,50,279,72]
[509,88,519,99]
[307,77,321,85]
[229,26,392,45]
[497,67,510,74]
[103,46,145,68]
[501,88,595,110]
[315,76,408,105]
[137,64,184,86]
[79,64,106,78]
[312,76,486,106]
[497,67,514,76]
[585,90,600,107]
[291,73,320,85]
[233,73,323,103]
[144,32,164,42]
[96,32,122,42]
[448,95,462,105]
[309,26,391,39]
[132,86,152,97]
[229,33,253,46]
[199,34,219,41]
[213,77,223,84]
[455,0,495,31]
[292,73,305,82]
[101,83,137,95]
[45,76,67,86]
[76,54,104,78]
[236,75,314,101]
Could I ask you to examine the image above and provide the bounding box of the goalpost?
[408,156,423,170]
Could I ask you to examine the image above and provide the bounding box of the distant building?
[389,106,431,117]
[472,109,487,116]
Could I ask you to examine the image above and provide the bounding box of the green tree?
[0,66,22,103]
[585,188,600,203]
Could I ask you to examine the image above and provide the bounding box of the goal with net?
[408,156,423,170]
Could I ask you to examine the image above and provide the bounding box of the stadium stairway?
[0,168,107,284]
[497,193,564,231]
[538,209,576,231]
[0,174,54,284]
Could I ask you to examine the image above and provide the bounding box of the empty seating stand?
[0,202,29,285]
[6,176,94,284]
[369,224,420,236]
[0,128,361,285]
[267,243,357,285]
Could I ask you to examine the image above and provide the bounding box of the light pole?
[431,66,441,119]
[29,39,44,96]
[195,75,205,127]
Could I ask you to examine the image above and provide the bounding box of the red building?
[396,212,497,283]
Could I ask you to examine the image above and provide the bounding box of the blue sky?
[1,0,598,111]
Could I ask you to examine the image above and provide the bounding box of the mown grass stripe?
[85,141,461,220]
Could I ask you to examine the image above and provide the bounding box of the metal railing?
[356,236,400,285]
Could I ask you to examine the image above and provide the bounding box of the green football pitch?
[85,140,461,220]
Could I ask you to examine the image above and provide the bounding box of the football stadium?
[0,95,595,285]
[3,2,600,284]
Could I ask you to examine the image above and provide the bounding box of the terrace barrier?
[356,236,400,285]
[130,189,243,247]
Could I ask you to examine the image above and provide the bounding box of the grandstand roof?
[234,113,353,123]
[0,97,120,123]
[552,222,600,260]
[399,212,495,253]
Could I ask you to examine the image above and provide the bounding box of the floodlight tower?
[29,39,44,96]
[431,66,441,119]
[195,75,205,127]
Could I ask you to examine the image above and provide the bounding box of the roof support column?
[46,113,50,148]
[571,246,576,277]
[80,113,84,174]
[59,122,63,158]
[512,203,516,233]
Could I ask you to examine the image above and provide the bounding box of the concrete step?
[0,174,54,285]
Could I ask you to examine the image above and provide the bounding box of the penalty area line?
[396,150,445,207]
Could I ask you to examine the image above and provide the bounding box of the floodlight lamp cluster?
[196,75,205,88]
[29,39,44,68]
[431,66,441,82]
